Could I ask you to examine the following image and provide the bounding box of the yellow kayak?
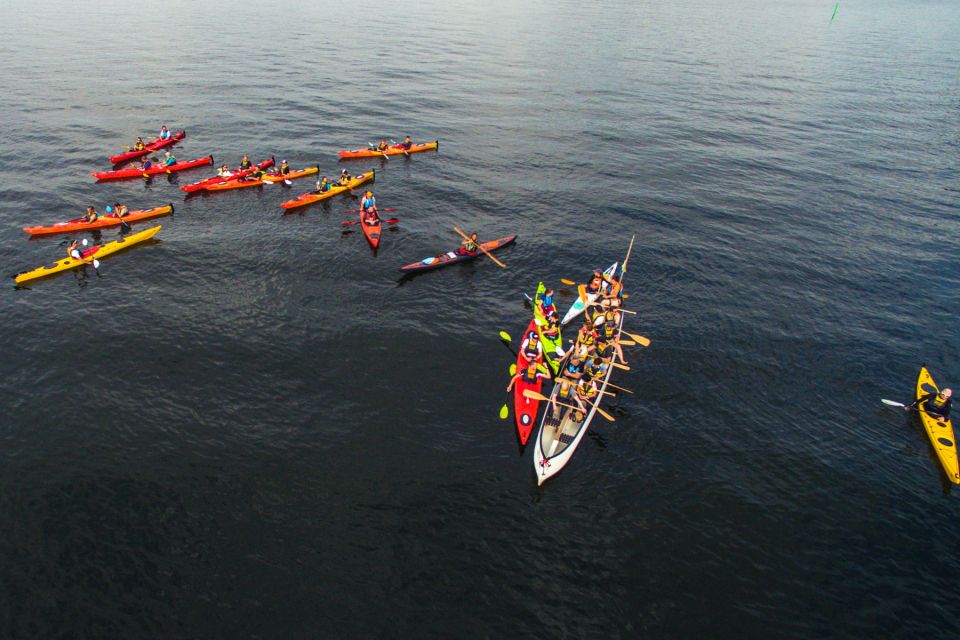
[14,225,161,284]
[915,366,960,484]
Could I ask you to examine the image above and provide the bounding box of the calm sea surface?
[1,0,959,637]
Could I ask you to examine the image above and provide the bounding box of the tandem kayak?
[337,140,438,159]
[23,204,174,236]
[92,156,214,181]
[916,366,960,484]
[280,170,375,210]
[13,225,162,285]
[561,262,618,326]
[360,213,381,250]
[262,165,319,182]
[514,318,546,445]
[398,235,516,273]
[180,157,275,193]
[109,131,186,164]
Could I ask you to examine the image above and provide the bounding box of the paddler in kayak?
[456,232,479,256]
[550,377,586,418]
[599,310,620,342]
[506,360,550,393]
[374,139,389,152]
[571,318,598,357]
[107,202,129,218]
[240,167,265,182]
[360,191,380,225]
[520,330,543,363]
[399,135,413,150]
[239,156,253,170]
[279,160,291,175]
[600,272,623,309]
[133,137,146,151]
[910,387,953,420]
[163,151,177,167]
[81,206,99,223]
[67,238,90,260]
[538,288,557,318]
[159,125,171,140]
[337,169,353,186]
[139,157,153,171]
[217,163,232,178]
[315,176,332,193]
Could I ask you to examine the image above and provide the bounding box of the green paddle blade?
[499,330,512,342]
[499,404,509,419]
[509,364,517,376]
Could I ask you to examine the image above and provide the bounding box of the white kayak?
[560,262,618,326]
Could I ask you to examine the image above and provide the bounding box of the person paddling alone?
[910,387,953,420]
[457,232,479,256]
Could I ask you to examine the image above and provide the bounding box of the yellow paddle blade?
[622,331,651,347]
[499,404,509,419]
[610,362,631,371]
[499,330,512,342]
[509,363,517,376]
[619,340,637,346]
[560,278,577,285]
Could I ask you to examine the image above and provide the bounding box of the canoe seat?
[559,433,575,445]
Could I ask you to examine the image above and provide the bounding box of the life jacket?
[577,382,597,401]
[588,275,603,291]
[578,327,596,347]
[280,163,290,174]
[595,343,613,360]
[240,160,252,169]
[319,180,330,192]
[521,367,539,384]
[565,360,584,377]
[361,197,375,210]
[522,339,541,360]
[558,383,572,399]
[603,322,617,339]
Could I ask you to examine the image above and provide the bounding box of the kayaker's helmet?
[943,388,953,398]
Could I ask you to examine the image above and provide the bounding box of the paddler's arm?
[506,373,521,392]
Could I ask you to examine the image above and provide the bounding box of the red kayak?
[108,131,186,164]
[92,156,214,181]
[514,318,546,445]
[359,212,382,250]
[180,157,275,193]
[398,236,516,273]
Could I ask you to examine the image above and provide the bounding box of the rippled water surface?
[2,0,959,637]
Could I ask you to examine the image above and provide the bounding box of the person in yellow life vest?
[315,176,332,193]
[337,169,352,186]
[572,318,598,357]
[506,360,550,393]
[238,155,252,170]
[550,377,586,418]
[218,163,232,178]
[457,232,479,256]
[910,387,953,420]
[375,139,389,152]
[575,377,600,408]
[133,137,146,151]
[599,310,620,342]
[583,355,608,383]
[279,159,290,175]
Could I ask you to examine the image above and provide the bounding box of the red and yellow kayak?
[23,204,174,236]
[109,131,186,164]
[92,156,214,181]
[180,157,275,193]
[13,225,162,285]
[337,140,438,159]
[280,170,375,210]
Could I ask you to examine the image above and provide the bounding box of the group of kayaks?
[13,128,513,284]
[502,237,642,485]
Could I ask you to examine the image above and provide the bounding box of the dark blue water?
[2,0,959,637]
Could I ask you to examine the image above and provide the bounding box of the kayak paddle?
[344,207,397,214]
[499,331,512,342]
[499,404,509,419]
[621,330,651,347]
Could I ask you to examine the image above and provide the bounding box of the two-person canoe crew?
[360,191,380,226]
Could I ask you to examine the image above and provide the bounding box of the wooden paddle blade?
[619,340,637,346]
[623,330,651,346]
[560,278,576,285]
[594,405,615,422]
[610,362,631,371]
[523,389,549,402]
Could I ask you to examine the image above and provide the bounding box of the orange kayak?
[204,177,268,191]
[23,204,174,236]
[337,140,438,159]
[262,165,319,182]
[280,170,375,210]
